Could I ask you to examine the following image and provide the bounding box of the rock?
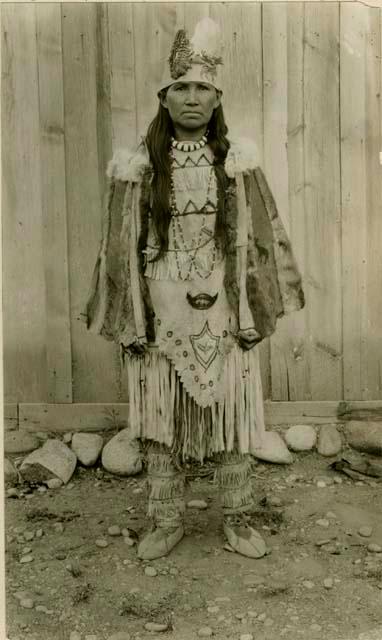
[240,635,254,640]
[187,500,208,510]
[4,458,19,484]
[285,425,317,452]
[317,425,342,457]
[45,478,63,489]
[144,566,158,577]
[4,431,40,454]
[258,613,267,622]
[6,487,19,498]
[358,526,373,538]
[108,525,121,537]
[303,581,315,589]
[71,433,104,467]
[198,628,213,638]
[53,522,65,533]
[20,555,33,564]
[36,529,44,538]
[124,537,135,547]
[345,421,382,456]
[20,439,77,484]
[69,633,82,640]
[316,481,326,488]
[23,531,35,542]
[101,429,142,476]
[368,543,382,553]
[208,606,220,614]
[108,633,131,640]
[323,578,334,589]
[95,538,109,548]
[144,622,168,632]
[253,431,293,464]
[316,519,330,528]
[63,433,73,444]
[20,598,35,609]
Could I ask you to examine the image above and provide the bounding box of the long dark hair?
[144,90,231,260]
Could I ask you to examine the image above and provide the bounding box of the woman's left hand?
[237,328,261,351]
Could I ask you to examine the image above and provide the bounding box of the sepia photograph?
[2,1,382,639]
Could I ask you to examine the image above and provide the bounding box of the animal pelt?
[81,139,305,346]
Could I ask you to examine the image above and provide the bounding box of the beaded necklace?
[169,146,217,281]
[171,133,208,153]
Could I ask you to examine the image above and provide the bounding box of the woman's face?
[161,81,221,137]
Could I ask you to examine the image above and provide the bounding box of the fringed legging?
[146,442,253,526]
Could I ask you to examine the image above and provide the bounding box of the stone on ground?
[4,458,19,484]
[4,431,40,454]
[71,433,104,467]
[285,425,317,452]
[252,431,293,464]
[187,500,208,510]
[317,425,342,457]
[45,478,63,489]
[144,622,168,632]
[198,628,213,637]
[101,429,142,476]
[345,421,382,456]
[358,526,373,538]
[368,543,382,553]
[20,439,77,484]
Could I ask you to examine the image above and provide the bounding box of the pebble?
[107,633,131,640]
[316,481,326,488]
[37,486,48,493]
[187,499,208,510]
[198,627,213,637]
[95,538,109,548]
[315,539,332,547]
[310,624,322,632]
[215,596,231,602]
[53,522,65,533]
[23,547,32,555]
[264,619,274,627]
[7,488,19,498]
[63,433,73,444]
[144,566,158,577]
[333,476,342,484]
[316,519,330,528]
[35,605,48,613]
[235,613,246,620]
[36,528,44,538]
[208,606,220,614]
[20,555,34,564]
[46,478,64,489]
[326,512,337,519]
[368,543,382,553]
[258,613,267,622]
[108,525,121,537]
[144,622,168,632]
[303,581,315,589]
[169,567,178,575]
[268,496,282,507]
[69,633,82,640]
[20,598,35,609]
[247,611,257,618]
[240,635,254,640]
[124,537,135,547]
[85,636,98,640]
[24,531,35,542]
[358,526,373,538]
[323,578,334,589]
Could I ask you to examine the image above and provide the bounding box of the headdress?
[159,17,224,93]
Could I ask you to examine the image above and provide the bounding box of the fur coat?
[81,139,305,347]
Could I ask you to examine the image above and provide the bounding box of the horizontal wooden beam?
[19,403,129,433]
[14,400,382,433]
[4,404,18,430]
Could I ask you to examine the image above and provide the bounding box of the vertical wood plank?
[303,3,343,400]
[263,2,291,401]
[210,3,263,145]
[95,3,112,197]
[341,5,382,400]
[108,3,137,150]
[2,5,47,403]
[62,3,119,403]
[36,4,73,403]
[364,7,382,399]
[133,2,181,139]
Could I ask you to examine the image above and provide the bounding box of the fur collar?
[106,138,259,182]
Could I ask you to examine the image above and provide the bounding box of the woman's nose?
[185,88,199,103]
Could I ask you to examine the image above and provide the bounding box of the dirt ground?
[4,451,382,640]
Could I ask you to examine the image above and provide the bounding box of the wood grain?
[62,3,119,403]
[36,4,73,403]
[107,3,137,150]
[2,5,47,403]
[303,3,343,400]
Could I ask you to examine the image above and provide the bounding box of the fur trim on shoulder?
[225,138,259,178]
[106,144,150,182]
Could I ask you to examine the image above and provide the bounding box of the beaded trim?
[171,134,208,153]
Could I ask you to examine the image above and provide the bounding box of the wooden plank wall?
[2,2,382,410]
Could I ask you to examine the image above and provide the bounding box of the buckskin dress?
[82,138,305,462]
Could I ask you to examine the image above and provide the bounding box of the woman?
[83,18,304,561]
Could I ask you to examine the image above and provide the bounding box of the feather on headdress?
[159,17,224,92]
